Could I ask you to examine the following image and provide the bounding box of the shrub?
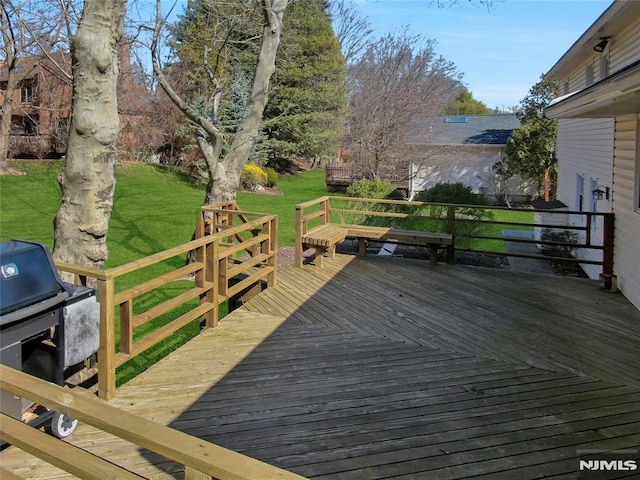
[415,182,487,205]
[264,167,279,187]
[346,178,398,199]
[344,178,407,228]
[415,183,492,248]
[241,162,268,190]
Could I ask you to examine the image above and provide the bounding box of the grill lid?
[0,239,72,324]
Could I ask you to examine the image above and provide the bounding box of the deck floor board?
[2,254,639,479]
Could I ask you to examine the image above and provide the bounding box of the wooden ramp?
[2,254,640,479]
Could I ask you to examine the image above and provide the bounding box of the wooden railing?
[56,202,277,400]
[324,165,410,192]
[0,365,306,480]
[295,196,614,280]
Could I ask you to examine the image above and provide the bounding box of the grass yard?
[1,161,532,384]
[0,161,328,385]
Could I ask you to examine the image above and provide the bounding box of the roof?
[406,114,521,146]
[0,53,71,85]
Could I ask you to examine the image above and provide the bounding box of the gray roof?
[406,114,521,146]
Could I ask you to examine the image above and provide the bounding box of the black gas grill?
[0,239,100,438]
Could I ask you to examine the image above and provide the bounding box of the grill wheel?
[47,412,78,438]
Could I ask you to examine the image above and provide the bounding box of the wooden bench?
[344,225,454,265]
[300,223,453,267]
[294,196,455,268]
[300,224,348,267]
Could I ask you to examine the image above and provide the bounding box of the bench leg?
[315,247,324,267]
[447,244,454,264]
[328,245,336,259]
[429,244,438,265]
[357,238,367,257]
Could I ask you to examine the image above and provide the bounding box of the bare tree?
[53,0,127,269]
[346,29,461,177]
[329,0,373,64]
[151,0,287,204]
[0,2,20,173]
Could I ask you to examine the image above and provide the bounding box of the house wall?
[556,118,614,278]
[410,146,535,202]
[612,114,640,310]
[560,15,640,95]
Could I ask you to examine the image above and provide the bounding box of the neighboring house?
[545,0,640,310]
[405,114,535,202]
[0,54,72,157]
[0,45,161,159]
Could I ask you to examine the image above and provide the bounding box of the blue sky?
[351,0,613,110]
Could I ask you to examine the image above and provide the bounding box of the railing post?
[322,197,330,225]
[294,205,304,268]
[267,216,278,287]
[97,276,117,400]
[602,213,615,278]
[204,239,218,328]
[119,300,133,355]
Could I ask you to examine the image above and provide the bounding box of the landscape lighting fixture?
[592,186,610,201]
[593,37,610,53]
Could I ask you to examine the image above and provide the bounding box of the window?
[576,174,584,211]
[590,178,599,212]
[599,55,610,80]
[21,82,34,103]
[585,63,594,86]
[23,116,38,135]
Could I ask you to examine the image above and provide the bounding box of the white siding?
[556,118,614,278]
[609,16,640,72]
[553,15,640,94]
[612,114,640,310]
[412,147,501,194]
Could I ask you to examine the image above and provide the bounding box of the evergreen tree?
[263,0,347,161]
[502,77,559,200]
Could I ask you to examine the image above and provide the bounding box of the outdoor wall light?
[592,186,610,200]
[593,37,610,53]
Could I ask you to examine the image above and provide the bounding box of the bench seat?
[301,223,453,267]
[301,224,349,267]
[342,225,454,265]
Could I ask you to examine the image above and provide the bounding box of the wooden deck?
[2,254,640,479]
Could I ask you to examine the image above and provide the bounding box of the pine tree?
[263,0,347,161]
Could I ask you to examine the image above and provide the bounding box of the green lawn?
[0,162,326,256]
[1,161,328,385]
[1,161,532,384]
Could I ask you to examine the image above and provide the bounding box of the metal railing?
[295,196,614,280]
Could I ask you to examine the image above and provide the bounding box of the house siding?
[612,114,640,310]
[558,15,640,94]
[610,16,640,72]
[556,118,614,278]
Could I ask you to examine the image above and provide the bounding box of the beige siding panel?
[556,118,614,279]
[610,17,640,72]
[612,114,640,310]
[550,17,640,94]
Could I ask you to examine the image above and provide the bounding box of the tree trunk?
[0,5,17,174]
[203,0,287,205]
[53,0,127,269]
[0,95,14,173]
[544,166,551,201]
